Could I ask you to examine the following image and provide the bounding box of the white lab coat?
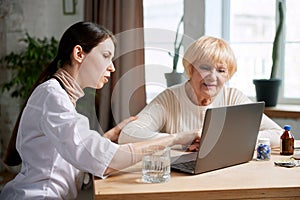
[0,79,119,199]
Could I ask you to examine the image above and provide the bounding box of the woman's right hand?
[186,137,201,152]
[104,116,137,142]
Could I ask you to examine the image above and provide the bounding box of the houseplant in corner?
[253,1,284,107]
[164,16,187,87]
[1,33,58,100]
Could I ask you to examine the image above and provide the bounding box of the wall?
[183,0,205,42]
[22,0,84,39]
[0,0,84,172]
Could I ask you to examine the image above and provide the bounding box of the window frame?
[223,0,300,104]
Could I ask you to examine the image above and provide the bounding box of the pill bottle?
[256,138,271,161]
[280,125,294,155]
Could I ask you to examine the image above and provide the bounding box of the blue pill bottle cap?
[283,125,291,131]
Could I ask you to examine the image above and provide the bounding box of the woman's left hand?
[103,116,137,142]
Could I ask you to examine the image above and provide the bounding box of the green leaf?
[0,33,58,99]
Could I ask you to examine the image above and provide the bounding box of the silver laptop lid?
[194,102,265,174]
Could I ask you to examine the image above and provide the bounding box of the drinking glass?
[142,147,170,183]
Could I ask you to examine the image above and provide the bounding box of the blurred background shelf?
[264,104,300,118]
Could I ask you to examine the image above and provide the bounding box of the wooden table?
[94,143,300,200]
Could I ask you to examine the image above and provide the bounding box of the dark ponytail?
[4,22,116,166]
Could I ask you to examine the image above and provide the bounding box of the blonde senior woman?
[118,35,283,149]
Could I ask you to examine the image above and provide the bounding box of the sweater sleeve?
[258,115,282,147]
[118,91,171,144]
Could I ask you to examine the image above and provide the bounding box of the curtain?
[83,0,146,134]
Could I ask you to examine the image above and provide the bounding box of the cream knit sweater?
[119,82,282,147]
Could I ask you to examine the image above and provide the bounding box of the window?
[226,0,300,104]
[284,0,300,101]
[143,0,184,103]
[225,0,276,96]
[144,0,300,104]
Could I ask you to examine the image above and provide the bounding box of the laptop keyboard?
[172,160,196,171]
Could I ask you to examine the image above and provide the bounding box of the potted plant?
[164,16,187,87]
[253,1,284,107]
[1,33,58,100]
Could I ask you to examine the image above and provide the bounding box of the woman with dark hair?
[0,22,198,199]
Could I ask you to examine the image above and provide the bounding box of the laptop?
[171,102,265,174]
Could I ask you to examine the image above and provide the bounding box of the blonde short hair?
[182,36,237,79]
